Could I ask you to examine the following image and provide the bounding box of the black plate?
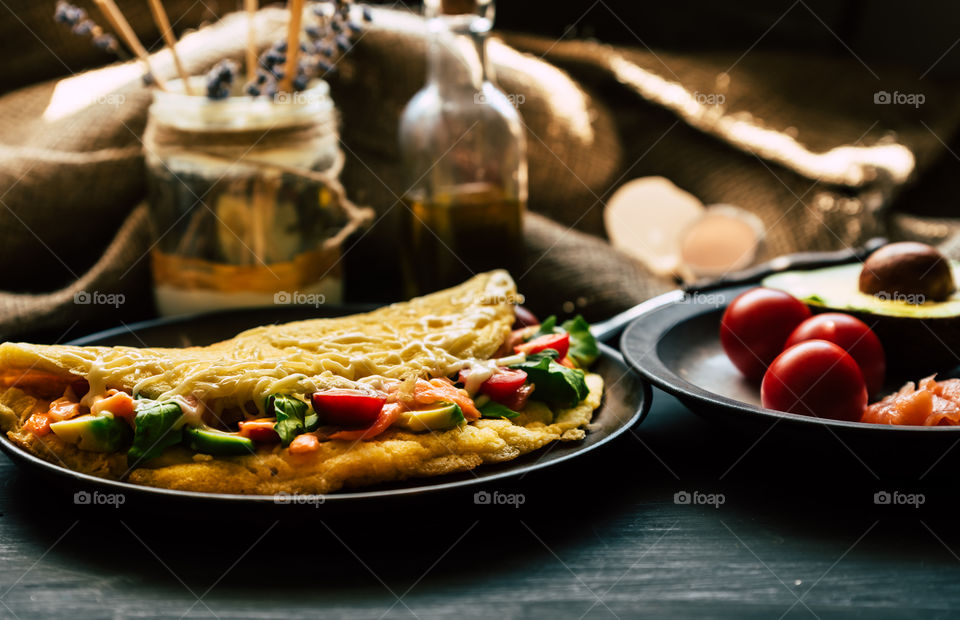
[621,286,960,442]
[0,306,650,504]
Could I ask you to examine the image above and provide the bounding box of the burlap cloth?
[2,6,960,340]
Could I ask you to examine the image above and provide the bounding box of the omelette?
[0,271,604,494]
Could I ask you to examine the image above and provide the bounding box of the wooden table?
[1,387,958,618]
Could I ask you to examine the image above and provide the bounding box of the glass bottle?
[398,0,527,295]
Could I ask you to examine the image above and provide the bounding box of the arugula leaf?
[561,315,599,368]
[128,401,184,463]
[532,315,558,339]
[509,351,588,408]
[268,394,310,447]
[479,401,520,419]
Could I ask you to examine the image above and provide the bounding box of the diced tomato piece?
[24,412,51,437]
[502,383,534,411]
[239,419,281,442]
[311,389,387,427]
[558,356,576,369]
[91,390,136,426]
[479,368,528,402]
[515,332,570,360]
[329,403,404,441]
[289,433,320,454]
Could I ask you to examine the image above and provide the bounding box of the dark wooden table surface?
[1,385,959,619]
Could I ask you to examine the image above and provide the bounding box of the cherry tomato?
[720,288,812,381]
[785,313,885,396]
[515,332,570,359]
[239,419,281,442]
[311,389,387,427]
[479,368,528,402]
[761,340,867,422]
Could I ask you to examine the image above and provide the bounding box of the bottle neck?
[426,15,490,94]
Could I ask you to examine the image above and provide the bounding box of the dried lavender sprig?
[297,0,369,81]
[54,1,122,56]
[205,59,238,99]
[242,1,372,98]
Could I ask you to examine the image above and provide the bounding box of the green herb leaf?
[532,315,558,339]
[268,394,310,447]
[509,351,588,408]
[479,401,520,419]
[561,315,600,368]
[128,401,184,463]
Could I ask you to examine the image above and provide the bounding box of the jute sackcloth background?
[1,5,959,340]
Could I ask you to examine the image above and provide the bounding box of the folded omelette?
[0,271,604,494]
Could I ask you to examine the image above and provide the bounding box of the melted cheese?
[3,271,517,409]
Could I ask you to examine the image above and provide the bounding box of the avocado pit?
[858,242,956,304]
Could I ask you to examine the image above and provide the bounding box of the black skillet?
[0,305,649,506]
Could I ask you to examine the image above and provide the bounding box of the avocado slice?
[763,261,960,376]
[396,402,465,432]
[50,412,132,452]
[184,427,255,456]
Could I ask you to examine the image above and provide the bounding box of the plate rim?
[620,287,960,434]
[0,307,651,503]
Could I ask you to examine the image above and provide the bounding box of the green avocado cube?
[50,413,132,453]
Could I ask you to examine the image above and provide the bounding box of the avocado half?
[763,262,960,377]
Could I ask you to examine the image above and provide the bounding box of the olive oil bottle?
[398,0,527,296]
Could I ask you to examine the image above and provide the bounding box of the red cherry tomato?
[785,313,885,396]
[311,389,387,427]
[761,340,868,422]
[720,288,812,381]
[515,332,570,359]
[239,418,281,442]
[478,368,528,402]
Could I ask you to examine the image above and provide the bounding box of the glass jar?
[398,0,527,296]
[143,78,369,316]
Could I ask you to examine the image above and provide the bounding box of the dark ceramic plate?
[621,286,960,442]
[0,306,650,505]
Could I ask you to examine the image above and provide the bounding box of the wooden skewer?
[245,0,258,84]
[93,0,168,90]
[146,0,192,94]
[278,0,304,93]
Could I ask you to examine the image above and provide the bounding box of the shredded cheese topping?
[6,272,517,412]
